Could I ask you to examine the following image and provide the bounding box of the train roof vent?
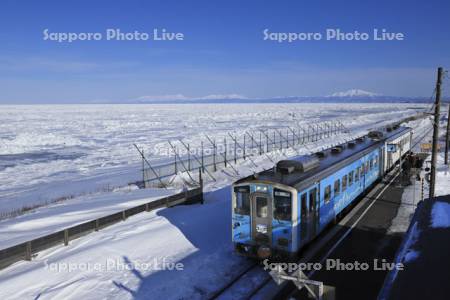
[348,141,356,148]
[331,146,343,154]
[368,131,383,140]
[356,137,365,143]
[277,155,320,174]
[315,150,327,159]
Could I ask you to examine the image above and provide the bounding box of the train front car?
[231,125,412,260]
[232,181,297,259]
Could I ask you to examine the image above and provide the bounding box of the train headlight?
[256,185,268,192]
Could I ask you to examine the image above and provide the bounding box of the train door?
[251,193,272,245]
[307,185,320,239]
[300,192,308,242]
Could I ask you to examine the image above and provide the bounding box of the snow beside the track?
[0,187,176,250]
[0,103,434,300]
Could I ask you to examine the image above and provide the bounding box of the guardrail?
[0,186,203,270]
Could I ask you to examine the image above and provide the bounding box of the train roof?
[234,126,412,190]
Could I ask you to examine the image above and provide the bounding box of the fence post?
[174,149,178,173]
[421,178,424,201]
[187,143,191,171]
[259,132,262,155]
[273,131,276,150]
[122,211,126,221]
[201,141,204,172]
[199,168,204,204]
[25,242,31,261]
[279,130,283,149]
[307,125,310,142]
[243,134,246,160]
[287,128,290,148]
[64,229,69,246]
[142,148,145,188]
[95,219,100,231]
[213,139,217,171]
[224,138,227,167]
[234,137,237,163]
[266,130,269,152]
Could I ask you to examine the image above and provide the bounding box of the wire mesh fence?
[136,121,349,187]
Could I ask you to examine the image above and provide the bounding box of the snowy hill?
[328,89,380,98]
[130,90,428,104]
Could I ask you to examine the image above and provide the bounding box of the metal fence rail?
[0,187,203,270]
[140,121,348,187]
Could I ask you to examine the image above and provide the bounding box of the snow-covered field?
[0,103,435,300]
[0,103,426,217]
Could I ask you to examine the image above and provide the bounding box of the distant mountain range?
[130,89,433,104]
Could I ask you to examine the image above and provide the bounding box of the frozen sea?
[0,103,426,215]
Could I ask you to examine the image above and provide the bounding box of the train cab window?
[334,179,340,195]
[274,189,292,221]
[301,193,307,217]
[374,157,378,166]
[256,196,268,218]
[309,188,317,212]
[342,175,348,191]
[234,186,250,215]
[324,185,331,203]
[349,171,354,186]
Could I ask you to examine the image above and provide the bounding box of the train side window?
[274,189,292,221]
[370,159,374,170]
[342,175,347,191]
[361,165,365,176]
[355,168,360,181]
[301,193,307,217]
[324,185,331,203]
[365,161,370,173]
[334,179,340,195]
[234,187,250,215]
[256,196,268,218]
[349,171,354,186]
[309,188,317,212]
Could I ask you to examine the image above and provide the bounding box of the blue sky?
[0,0,449,103]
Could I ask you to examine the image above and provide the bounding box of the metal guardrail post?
[64,229,69,246]
[25,242,31,261]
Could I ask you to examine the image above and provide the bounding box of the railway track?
[208,120,433,300]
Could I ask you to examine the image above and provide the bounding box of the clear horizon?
[1,0,449,104]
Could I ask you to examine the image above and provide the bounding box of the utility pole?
[445,101,450,165]
[429,67,443,199]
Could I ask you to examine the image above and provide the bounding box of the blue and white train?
[232,125,412,259]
